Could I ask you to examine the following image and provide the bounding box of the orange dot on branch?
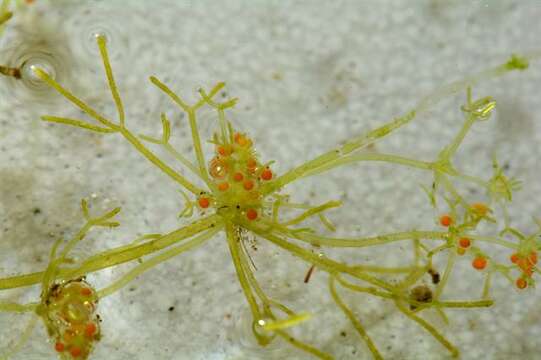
[439,215,453,227]
[471,202,490,216]
[243,179,254,191]
[233,172,244,182]
[55,342,65,352]
[246,208,258,220]
[234,133,249,146]
[217,145,231,156]
[261,168,273,181]
[472,257,487,270]
[85,322,97,337]
[510,253,520,264]
[517,258,532,273]
[218,182,230,191]
[70,346,82,358]
[528,251,538,266]
[198,197,210,208]
[247,158,257,168]
[81,287,92,296]
[458,237,471,248]
[516,277,528,290]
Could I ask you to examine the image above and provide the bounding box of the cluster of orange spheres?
[510,250,537,289]
[42,279,101,359]
[196,132,274,222]
[438,213,537,290]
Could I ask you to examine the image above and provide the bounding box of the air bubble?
[0,44,71,106]
[84,27,113,55]
[232,308,286,356]
[21,55,57,89]
[68,6,126,68]
[0,8,78,108]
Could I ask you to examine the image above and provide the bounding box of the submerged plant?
[0,34,540,359]
[0,199,119,359]
[0,0,12,30]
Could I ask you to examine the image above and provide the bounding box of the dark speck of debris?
[33,208,41,215]
[168,306,175,312]
[428,268,440,284]
[340,331,347,337]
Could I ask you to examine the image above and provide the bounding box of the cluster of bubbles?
[0,3,124,108]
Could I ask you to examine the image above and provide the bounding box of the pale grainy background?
[0,1,540,359]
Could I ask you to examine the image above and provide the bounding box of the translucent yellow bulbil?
[37,279,101,359]
[1,33,541,360]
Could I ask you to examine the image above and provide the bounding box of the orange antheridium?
[472,256,487,271]
[439,214,453,227]
[458,237,471,249]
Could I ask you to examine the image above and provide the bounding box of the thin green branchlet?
[1,34,540,360]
